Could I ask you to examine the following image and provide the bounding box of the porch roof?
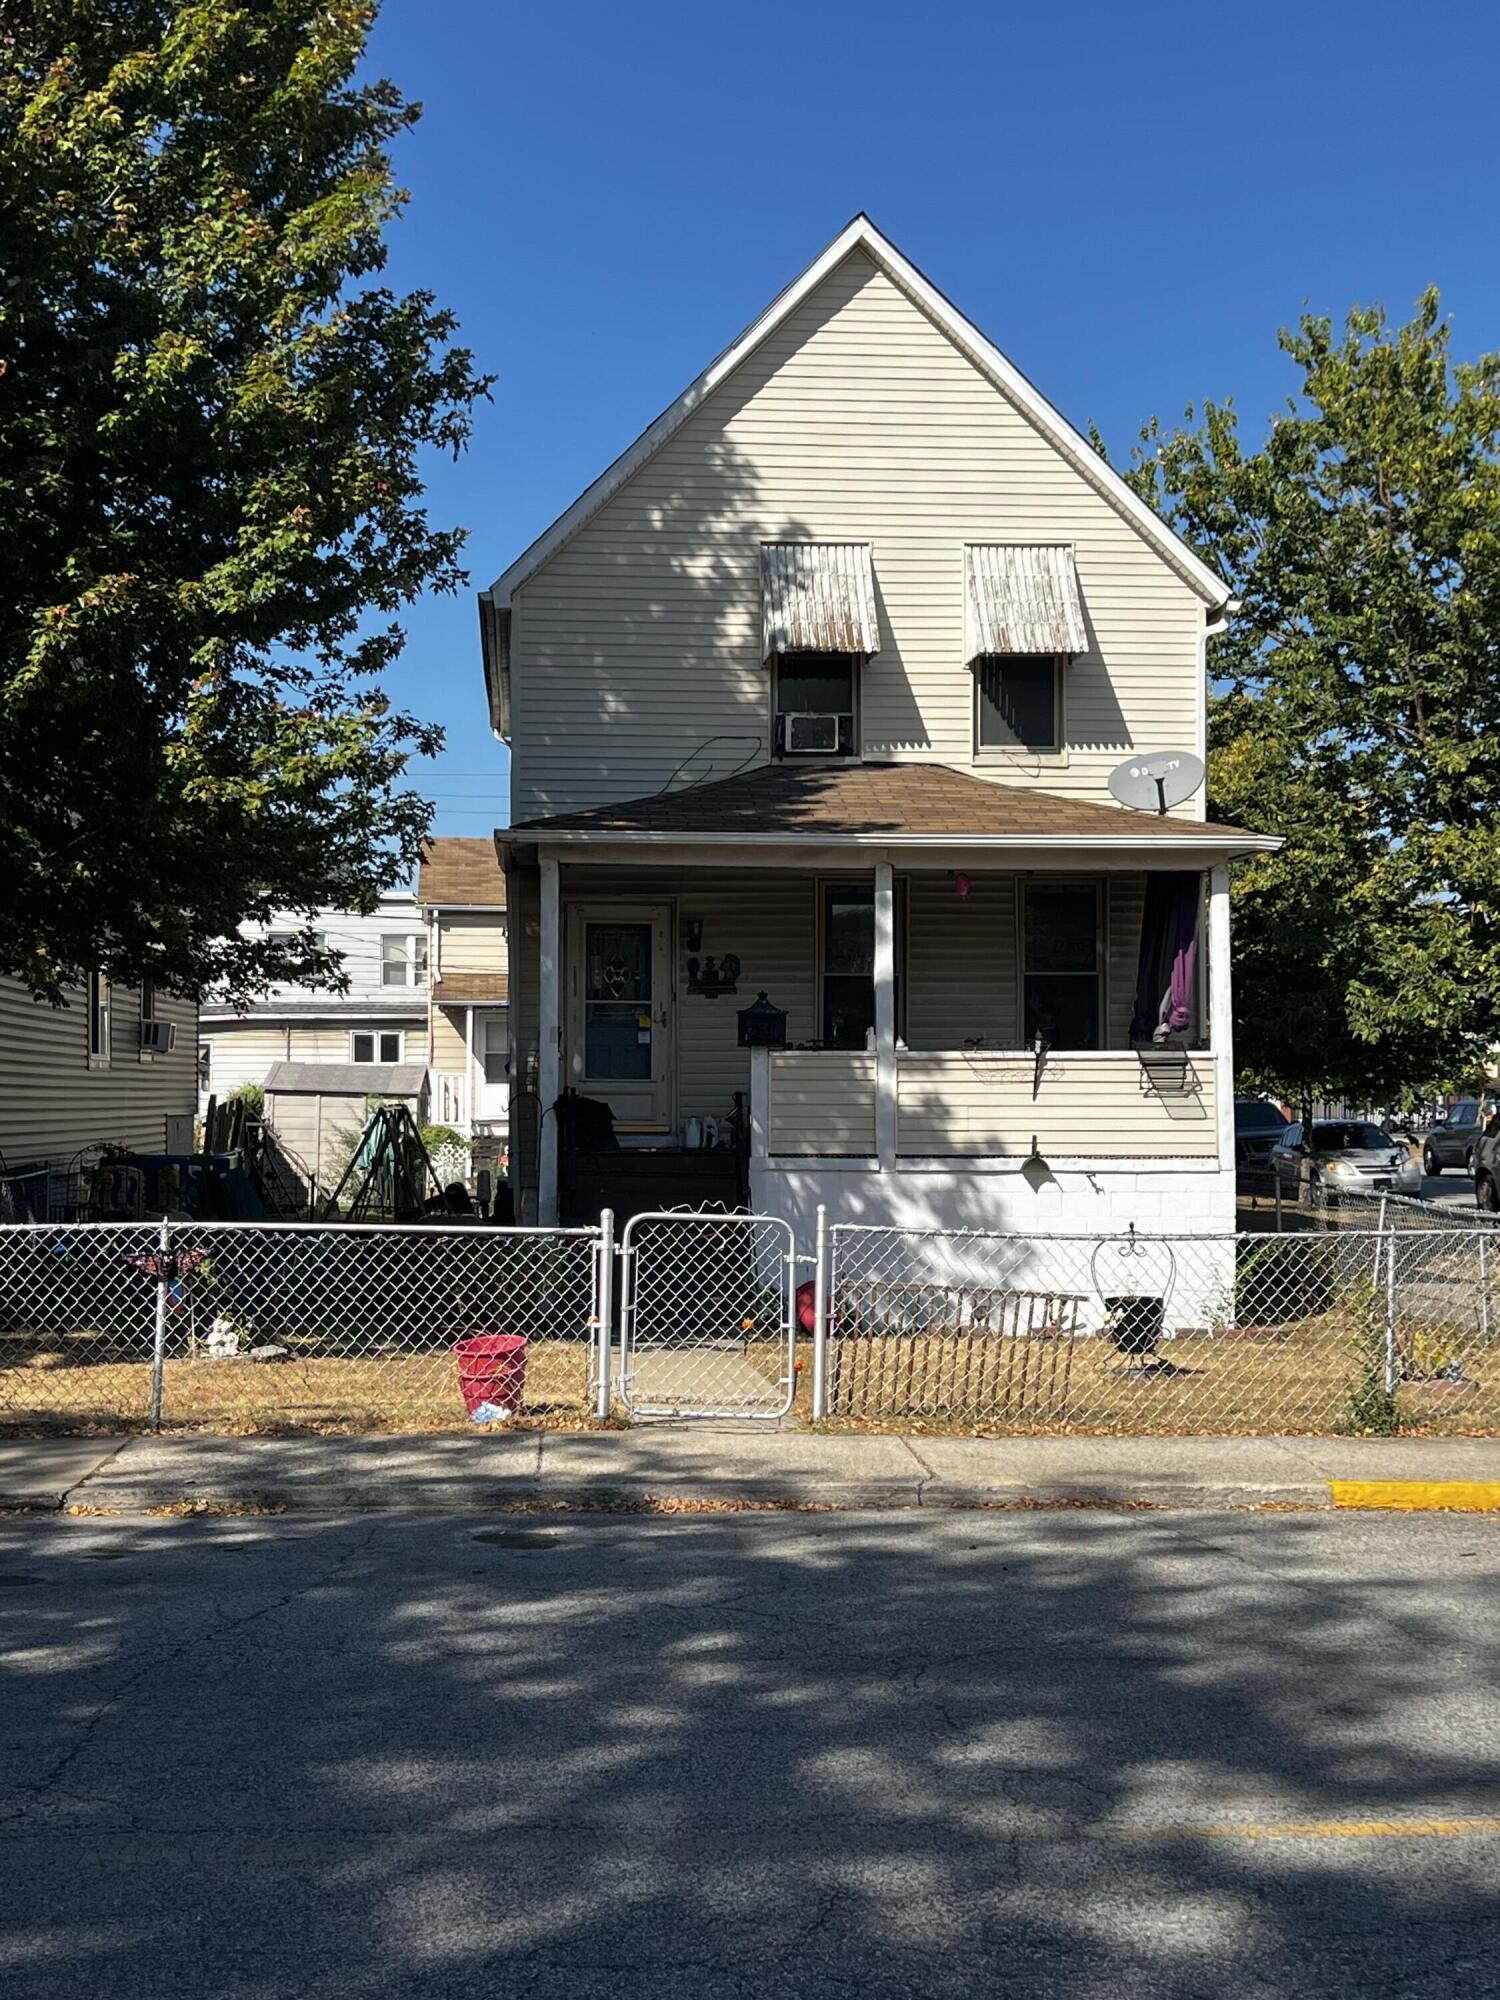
[505,761,1277,853]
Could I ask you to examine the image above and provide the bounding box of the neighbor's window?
[1023,882,1101,1049]
[975,655,1062,755]
[480,1010,510,1085]
[775,651,857,758]
[352,1030,403,1064]
[820,883,905,1049]
[88,971,111,1063]
[381,934,428,988]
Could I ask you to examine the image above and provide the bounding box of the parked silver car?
[1270,1120,1422,1200]
[1421,1100,1488,1177]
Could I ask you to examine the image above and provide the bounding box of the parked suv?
[1421,1100,1488,1178]
[1474,1116,1500,1212]
[1233,1098,1289,1175]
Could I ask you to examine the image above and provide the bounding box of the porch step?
[560,1148,743,1229]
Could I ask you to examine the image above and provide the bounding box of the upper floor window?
[975,655,1063,757]
[479,1010,510,1084]
[87,971,111,1064]
[774,652,858,759]
[381,934,428,988]
[352,1029,403,1064]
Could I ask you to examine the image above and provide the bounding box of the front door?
[565,903,674,1132]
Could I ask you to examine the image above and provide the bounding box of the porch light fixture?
[682,916,705,954]
[1024,1134,1049,1173]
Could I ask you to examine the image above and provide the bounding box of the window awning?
[965,544,1088,659]
[761,542,880,659]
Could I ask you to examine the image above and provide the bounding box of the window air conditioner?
[783,712,843,754]
[141,1019,177,1054]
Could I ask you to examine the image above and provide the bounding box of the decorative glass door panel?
[566,903,674,1130]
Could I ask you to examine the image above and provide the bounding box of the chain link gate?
[617,1211,798,1418]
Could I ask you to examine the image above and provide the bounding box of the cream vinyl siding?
[0,976,197,1162]
[897,1051,1220,1157]
[523,868,1158,1157]
[768,1053,876,1155]
[203,1019,426,1095]
[432,1006,469,1071]
[438,913,508,975]
[510,249,1204,821]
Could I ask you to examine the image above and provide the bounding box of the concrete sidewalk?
[7,1429,1500,1514]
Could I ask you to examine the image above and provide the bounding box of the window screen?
[976,656,1061,754]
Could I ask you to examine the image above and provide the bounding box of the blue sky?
[366,0,1497,838]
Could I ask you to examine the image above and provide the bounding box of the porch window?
[820,883,905,1048]
[480,1009,510,1084]
[774,652,858,758]
[1022,882,1101,1049]
[381,934,428,988]
[352,1029,403,1064]
[975,655,1062,756]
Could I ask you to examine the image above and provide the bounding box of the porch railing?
[756,1047,1222,1161]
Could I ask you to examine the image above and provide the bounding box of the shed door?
[565,904,674,1132]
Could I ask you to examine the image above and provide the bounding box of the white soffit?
[966,544,1088,659]
[762,542,880,658]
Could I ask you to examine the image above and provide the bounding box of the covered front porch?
[502,761,1275,1235]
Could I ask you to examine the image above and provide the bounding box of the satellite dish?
[1108,751,1205,816]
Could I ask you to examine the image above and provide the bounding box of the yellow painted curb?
[1116,1815,1500,1843]
[1329,1480,1500,1513]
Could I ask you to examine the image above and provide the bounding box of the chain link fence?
[0,1221,600,1433]
[619,1211,795,1418]
[822,1221,1500,1434]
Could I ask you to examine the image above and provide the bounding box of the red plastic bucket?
[453,1331,529,1418]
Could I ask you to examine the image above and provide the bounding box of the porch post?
[465,1003,475,1136]
[874,860,897,1172]
[1208,864,1234,1168]
[538,855,561,1225]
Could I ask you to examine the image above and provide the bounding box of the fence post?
[595,1208,615,1420]
[811,1205,829,1422]
[149,1215,171,1431]
[1383,1228,1399,1398]
[1481,1231,1492,1347]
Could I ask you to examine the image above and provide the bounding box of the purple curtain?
[1130,873,1202,1044]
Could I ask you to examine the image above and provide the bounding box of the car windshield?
[1312,1123,1394,1152]
[1235,1101,1287,1133]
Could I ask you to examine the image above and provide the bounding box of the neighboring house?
[415,838,509,1168]
[0,972,197,1168]
[198,895,431,1153]
[480,215,1278,1235]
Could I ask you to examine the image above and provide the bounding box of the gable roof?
[506,761,1276,854]
[483,215,1230,616]
[416,837,507,908]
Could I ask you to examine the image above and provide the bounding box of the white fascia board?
[488,215,1232,611]
[520,829,1281,857]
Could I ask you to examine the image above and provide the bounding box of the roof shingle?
[507,762,1264,845]
[416,837,507,906]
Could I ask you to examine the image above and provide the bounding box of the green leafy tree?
[1,2,489,1004]
[1122,292,1500,1110]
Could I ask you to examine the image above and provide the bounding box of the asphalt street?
[2,1508,1499,1999]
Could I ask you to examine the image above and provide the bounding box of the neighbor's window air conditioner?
[783,712,844,754]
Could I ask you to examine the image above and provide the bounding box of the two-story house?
[198,894,432,1180]
[481,217,1277,1236]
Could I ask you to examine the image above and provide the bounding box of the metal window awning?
[761,542,880,659]
[965,544,1088,659]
